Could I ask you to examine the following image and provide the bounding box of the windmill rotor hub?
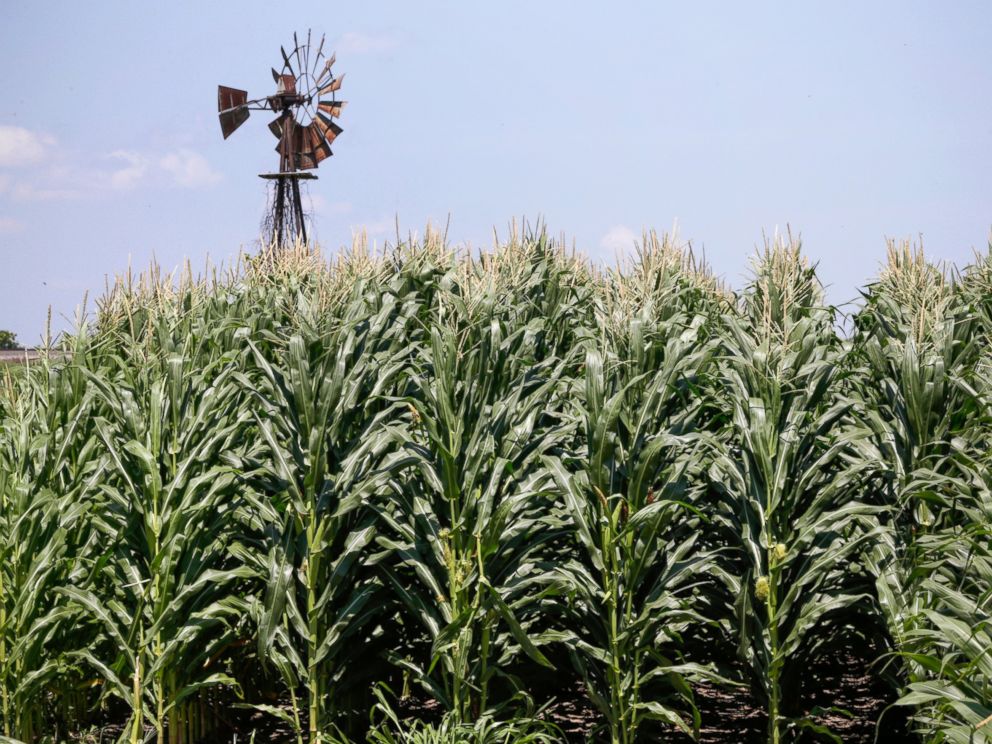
[268,94,306,113]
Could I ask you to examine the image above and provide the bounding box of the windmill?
[217,31,345,249]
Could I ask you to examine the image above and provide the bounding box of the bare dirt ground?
[204,645,913,742]
[65,638,914,742]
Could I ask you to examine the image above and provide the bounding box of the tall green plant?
[370,236,594,724]
[0,354,100,740]
[246,277,416,742]
[66,340,254,744]
[375,315,563,722]
[709,240,881,743]
[850,243,991,741]
[544,236,726,744]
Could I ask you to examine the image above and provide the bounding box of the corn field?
[0,227,990,744]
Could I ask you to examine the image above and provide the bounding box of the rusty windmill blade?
[288,33,305,86]
[268,116,283,139]
[308,124,333,165]
[291,124,307,167]
[305,122,334,163]
[301,30,311,81]
[317,100,347,118]
[274,115,304,172]
[311,34,326,79]
[293,31,307,72]
[296,127,318,170]
[313,113,343,144]
[318,72,344,95]
[280,45,295,77]
[315,52,336,83]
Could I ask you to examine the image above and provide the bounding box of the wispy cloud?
[159,149,222,188]
[0,216,24,233]
[336,31,400,55]
[351,217,395,240]
[10,183,84,201]
[0,126,56,167]
[0,146,221,201]
[600,225,638,254]
[107,150,150,190]
[309,195,353,216]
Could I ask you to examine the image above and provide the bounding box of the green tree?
[0,331,17,351]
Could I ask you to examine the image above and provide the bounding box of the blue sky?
[1,2,989,343]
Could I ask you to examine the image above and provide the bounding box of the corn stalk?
[375,315,562,722]
[0,352,100,741]
[63,338,252,744]
[245,278,416,741]
[708,241,882,743]
[849,243,992,741]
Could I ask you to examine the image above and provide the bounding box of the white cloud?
[364,218,394,236]
[107,150,149,190]
[336,31,399,55]
[0,144,219,200]
[0,216,23,233]
[310,195,353,216]
[600,225,638,254]
[159,149,221,188]
[350,218,395,241]
[10,182,83,201]
[0,126,56,167]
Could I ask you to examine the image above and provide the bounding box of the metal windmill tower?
[217,31,345,249]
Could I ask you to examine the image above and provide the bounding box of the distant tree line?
[0,330,19,350]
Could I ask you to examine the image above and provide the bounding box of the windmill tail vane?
[217,30,346,250]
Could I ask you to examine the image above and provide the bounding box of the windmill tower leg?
[291,177,308,245]
[273,176,286,249]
